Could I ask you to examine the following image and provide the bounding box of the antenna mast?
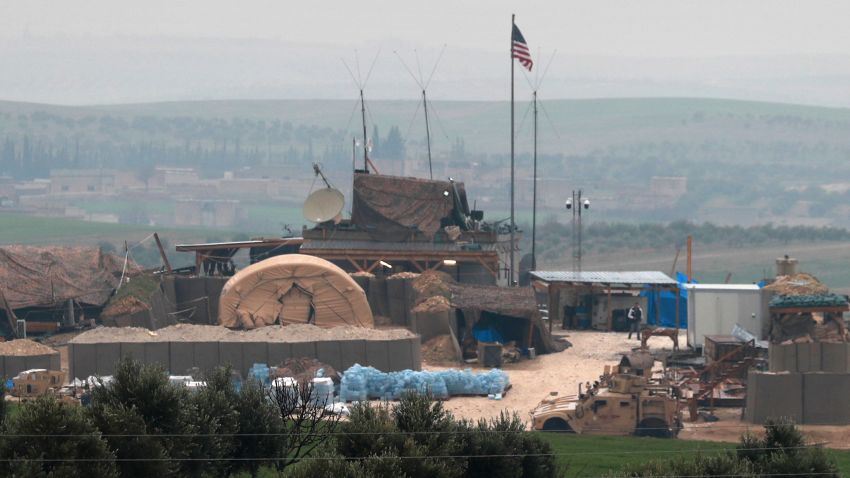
[360,89,369,173]
[422,89,433,179]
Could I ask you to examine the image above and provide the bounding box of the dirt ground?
[425,328,850,448]
[424,329,671,425]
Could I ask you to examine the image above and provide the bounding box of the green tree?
[382,126,406,160]
[0,396,118,478]
[88,358,198,477]
[232,380,285,477]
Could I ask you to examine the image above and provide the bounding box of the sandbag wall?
[162,276,229,324]
[0,352,61,379]
[768,342,850,372]
[747,342,850,424]
[746,371,850,424]
[69,337,421,380]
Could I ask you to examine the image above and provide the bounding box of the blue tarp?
[640,272,692,328]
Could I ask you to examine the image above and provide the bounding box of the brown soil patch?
[0,339,58,356]
[422,334,460,364]
[71,323,416,344]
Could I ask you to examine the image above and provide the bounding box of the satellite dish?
[303,188,345,223]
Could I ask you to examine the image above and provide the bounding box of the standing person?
[627,302,643,340]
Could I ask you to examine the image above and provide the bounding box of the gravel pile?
[0,339,58,356]
[71,323,416,344]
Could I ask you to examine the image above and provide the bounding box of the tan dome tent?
[219,254,373,329]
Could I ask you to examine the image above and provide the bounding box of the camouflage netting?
[0,246,125,309]
[351,173,470,241]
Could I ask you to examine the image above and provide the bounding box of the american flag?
[512,24,533,71]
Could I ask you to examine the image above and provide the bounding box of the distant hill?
[4,97,850,227]
[3,96,850,155]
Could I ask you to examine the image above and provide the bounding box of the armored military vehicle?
[530,357,682,438]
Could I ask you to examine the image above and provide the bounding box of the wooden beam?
[153,233,173,273]
[410,261,425,272]
[345,256,365,272]
[365,260,382,273]
[675,285,681,336]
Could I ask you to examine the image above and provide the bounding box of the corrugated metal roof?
[300,239,497,253]
[529,270,677,286]
[682,284,761,291]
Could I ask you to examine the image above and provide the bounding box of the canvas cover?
[219,254,373,329]
[0,246,124,309]
[351,173,470,241]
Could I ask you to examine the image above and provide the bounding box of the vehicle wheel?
[635,418,672,438]
[541,418,574,433]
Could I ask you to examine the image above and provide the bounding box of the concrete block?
[745,371,803,423]
[267,343,292,367]
[290,342,317,361]
[204,277,227,323]
[96,343,122,376]
[49,353,61,371]
[24,354,52,372]
[194,341,221,374]
[339,340,367,370]
[410,337,422,371]
[242,342,269,376]
[803,373,850,424]
[412,310,452,342]
[821,342,848,373]
[144,343,170,369]
[120,343,146,361]
[169,342,195,375]
[219,342,244,378]
[387,338,415,371]
[316,341,343,371]
[4,356,27,378]
[365,340,391,371]
[795,343,819,372]
[71,344,98,379]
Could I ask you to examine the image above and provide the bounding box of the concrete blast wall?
[746,370,850,425]
[769,342,850,373]
[69,337,420,380]
[0,353,61,379]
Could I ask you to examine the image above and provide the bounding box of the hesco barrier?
[69,337,421,380]
[0,352,61,379]
[768,342,850,373]
[746,370,850,425]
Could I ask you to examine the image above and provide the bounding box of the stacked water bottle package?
[339,364,509,401]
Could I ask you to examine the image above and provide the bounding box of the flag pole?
[531,89,538,272]
[509,13,516,286]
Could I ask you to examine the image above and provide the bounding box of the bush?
[294,392,556,478]
[616,418,838,478]
[87,358,198,477]
[0,396,118,477]
[231,379,285,477]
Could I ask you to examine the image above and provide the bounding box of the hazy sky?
[6,0,850,56]
[3,1,850,104]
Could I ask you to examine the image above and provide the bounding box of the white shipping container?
[684,284,767,349]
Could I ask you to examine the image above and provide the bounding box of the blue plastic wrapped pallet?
[248,363,270,386]
[339,364,509,401]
